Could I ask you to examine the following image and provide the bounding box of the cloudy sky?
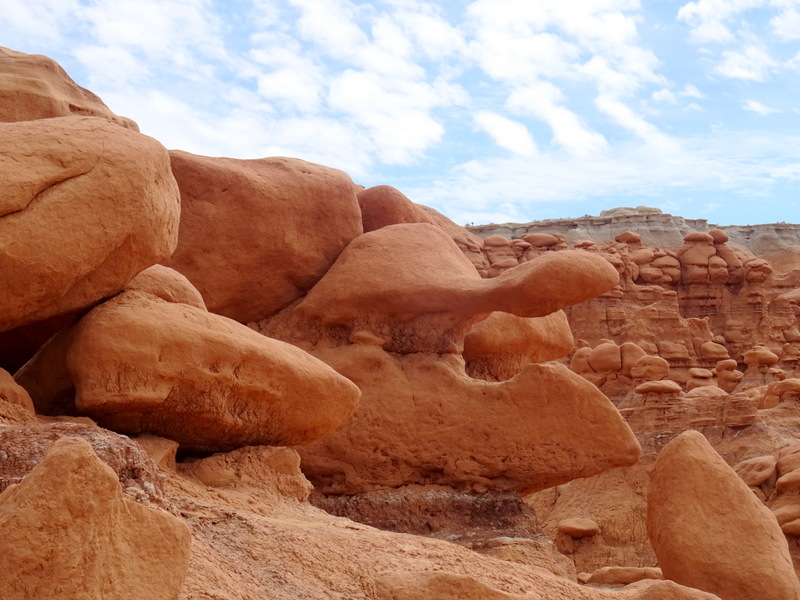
[4,0,800,226]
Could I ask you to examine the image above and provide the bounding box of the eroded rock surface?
[0,437,190,600]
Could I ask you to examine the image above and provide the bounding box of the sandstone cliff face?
[3,46,800,600]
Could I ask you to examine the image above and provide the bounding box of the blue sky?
[4,0,800,227]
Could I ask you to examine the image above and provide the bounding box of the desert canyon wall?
[2,46,800,600]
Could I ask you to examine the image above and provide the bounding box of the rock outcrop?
[255,223,639,494]
[0,437,191,600]
[0,46,138,129]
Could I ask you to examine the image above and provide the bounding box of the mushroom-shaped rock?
[715,359,743,393]
[124,265,207,309]
[557,517,600,538]
[588,342,622,374]
[647,430,800,600]
[63,292,361,451]
[0,46,138,129]
[0,117,180,333]
[615,231,641,244]
[635,380,683,394]
[687,368,715,391]
[463,311,574,381]
[708,229,728,244]
[296,344,640,494]
[620,342,648,377]
[0,437,191,600]
[163,151,363,323]
[699,341,729,362]
[744,345,780,367]
[631,355,671,382]
[522,233,559,248]
[281,224,619,354]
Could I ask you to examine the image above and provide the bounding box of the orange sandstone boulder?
[0,46,138,129]
[64,291,361,451]
[0,437,191,600]
[164,151,362,323]
[557,517,600,538]
[734,455,777,487]
[124,264,206,309]
[647,430,800,600]
[0,116,180,332]
[358,184,428,231]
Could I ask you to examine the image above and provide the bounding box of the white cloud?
[714,44,777,81]
[770,5,800,40]
[473,111,538,157]
[677,0,767,43]
[327,69,458,164]
[743,99,780,115]
[250,45,325,112]
[652,89,677,103]
[0,0,81,44]
[595,94,675,148]
[406,129,800,225]
[680,84,706,98]
[289,0,368,60]
[507,82,608,157]
[391,2,466,61]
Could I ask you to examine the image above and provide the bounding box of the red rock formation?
[24,291,361,451]
[647,431,800,600]
[0,46,138,129]
[164,151,363,323]
[255,223,639,494]
[0,438,191,600]
[0,116,180,332]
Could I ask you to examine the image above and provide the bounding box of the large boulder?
[0,437,190,600]
[36,291,360,451]
[647,430,800,600]
[0,116,180,332]
[0,46,138,129]
[163,151,363,323]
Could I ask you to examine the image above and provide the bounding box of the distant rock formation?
[469,206,800,257]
